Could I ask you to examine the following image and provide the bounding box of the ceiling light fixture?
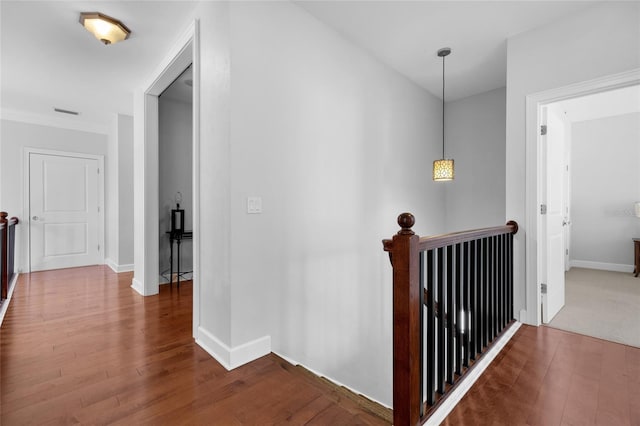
[79,12,130,45]
[433,47,454,181]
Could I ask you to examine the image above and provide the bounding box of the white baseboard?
[425,321,522,426]
[130,277,144,295]
[570,260,634,273]
[0,273,20,327]
[196,327,271,370]
[106,258,134,273]
[274,351,392,410]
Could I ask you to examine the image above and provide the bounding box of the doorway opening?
[133,20,200,339]
[538,85,640,346]
[525,69,640,327]
[159,65,194,287]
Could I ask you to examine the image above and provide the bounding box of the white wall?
[506,2,640,321]
[106,117,118,269]
[117,115,134,267]
[228,1,444,406]
[0,119,107,271]
[444,87,506,232]
[158,98,193,280]
[570,112,640,270]
[190,0,233,347]
[106,113,134,271]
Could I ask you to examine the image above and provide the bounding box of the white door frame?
[524,68,640,326]
[23,147,105,272]
[132,20,201,336]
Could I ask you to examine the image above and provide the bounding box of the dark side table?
[634,238,640,277]
[167,230,193,287]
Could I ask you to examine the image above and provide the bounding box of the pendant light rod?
[437,47,451,159]
[433,47,454,182]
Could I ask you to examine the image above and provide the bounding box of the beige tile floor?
[547,267,640,347]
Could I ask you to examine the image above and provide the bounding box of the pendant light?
[433,47,454,181]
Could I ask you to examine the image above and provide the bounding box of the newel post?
[1,211,8,299]
[383,213,422,426]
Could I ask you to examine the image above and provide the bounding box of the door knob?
[32,216,39,221]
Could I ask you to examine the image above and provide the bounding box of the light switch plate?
[247,196,262,214]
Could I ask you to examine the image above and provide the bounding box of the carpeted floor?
[547,267,640,348]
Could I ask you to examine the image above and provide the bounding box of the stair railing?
[383,213,518,425]
[1,212,20,302]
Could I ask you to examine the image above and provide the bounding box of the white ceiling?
[295,1,599,100]
[1,1,603,129]
[1,1,198,128]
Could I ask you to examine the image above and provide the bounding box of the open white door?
[563,121,572,272]
[542,106,566,323]
[29,153,102,271]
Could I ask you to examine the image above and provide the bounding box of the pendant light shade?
[433,47,454,181]
[433,159,454,181]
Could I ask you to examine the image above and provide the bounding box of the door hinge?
[540,204,547,215]
[541,283,547,294]
[97,168,100,174]
[566,249,568,255]
[98,244,100,251]
[98,206,100,212]
[540,125,547,136]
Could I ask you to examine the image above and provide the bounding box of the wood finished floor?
[3,266,639,425]
[0,266,388,425]
[443,324,640,426]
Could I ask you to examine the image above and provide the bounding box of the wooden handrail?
[419,220,518,251]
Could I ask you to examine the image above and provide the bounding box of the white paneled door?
[542,107,566,323]
[29,153,102,271]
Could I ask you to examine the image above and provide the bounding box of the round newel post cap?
[0,211,7,220]
[397,212,415,235]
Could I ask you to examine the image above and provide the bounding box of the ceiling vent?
[54,108,79,116]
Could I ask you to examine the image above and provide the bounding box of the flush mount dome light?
[80,12,130,45]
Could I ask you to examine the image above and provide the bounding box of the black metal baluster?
[426,249,435,405]
[446,245,455,385]
[508,233,513,321]
[455,243,463,375]
[419,251,425,415]
[482,237,489,350]
[469,240,477,360]
[463,241,470,367]
[498,235,503,333]
[497,234,502,332]
[437,247,445,394]
[475,239,483,355]
[501,233,506,330]
[487,237,495,345]
[491,235,497,340]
